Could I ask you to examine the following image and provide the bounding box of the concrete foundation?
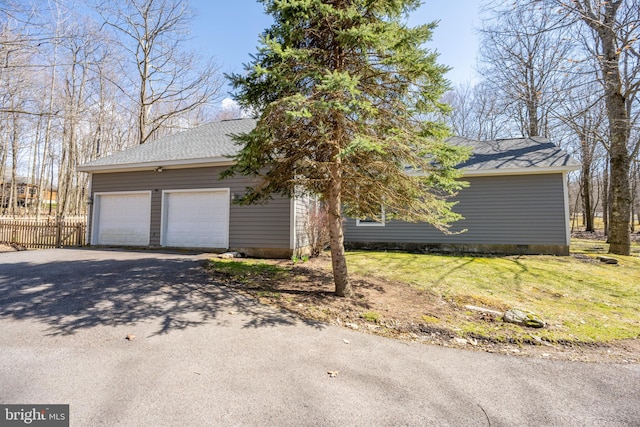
[344,241,570,256]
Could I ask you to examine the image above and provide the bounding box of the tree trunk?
[0,125,7,214]
[600,42,631,254]
[526,65,539,137]
[581,152,594,232]
[327,152,351,297]
[631,163,638,233]
[603,160,610,237]
[10,111,19,215]
[586,3,632,255]
[608,141,631,254]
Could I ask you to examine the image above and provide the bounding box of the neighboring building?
[0,178,52,207]
[40,189,58,207]
[78,120,580,257]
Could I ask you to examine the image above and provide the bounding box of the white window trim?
[356,207,386,227]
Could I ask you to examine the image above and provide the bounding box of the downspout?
[85,173,92,245]
[562,171,571,250]
[290,196,297,255]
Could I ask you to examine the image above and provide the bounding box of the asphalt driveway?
[0,249,638,426]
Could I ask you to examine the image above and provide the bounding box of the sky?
[189,0,483,109]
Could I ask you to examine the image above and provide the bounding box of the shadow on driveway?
[0,249,323,336]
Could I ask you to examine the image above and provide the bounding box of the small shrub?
[303,201,330,257]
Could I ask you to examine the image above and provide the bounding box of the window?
[356,207,385,227]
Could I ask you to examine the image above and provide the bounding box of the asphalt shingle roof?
[78,118,256,171]
[448,136,580,171]
[79,119,579,174]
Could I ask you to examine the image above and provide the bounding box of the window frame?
[355,206,386,227]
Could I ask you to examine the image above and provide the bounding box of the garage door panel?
[95,193,151,246]
[163,190,229,248]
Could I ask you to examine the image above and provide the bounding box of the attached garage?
[79,119,299,257]
[92,191,151,246]
[161,189,230,248]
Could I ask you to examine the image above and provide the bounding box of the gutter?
[77,157,236,173]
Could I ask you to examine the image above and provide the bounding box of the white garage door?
[94,192,151,246]
[162,189,229,248]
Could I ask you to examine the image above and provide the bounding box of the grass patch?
[207,259,289,286]
[205,240,640,358]
[345,248,640,344]
[360,311,381,323]
[571,238,640,256]
[421,315,440,324]
[256,290,281,299]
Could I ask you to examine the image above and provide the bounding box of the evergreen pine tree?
[226,0,468,296]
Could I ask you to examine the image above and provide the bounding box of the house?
[0,176,58,209]
[1,178,40,207]
[40,189,58,207]
[344,136,580,255]
[78,119,580,257]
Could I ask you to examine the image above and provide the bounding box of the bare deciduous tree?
[557,75,608,232]
[93,0,223,145]
[444,81,513,140]
[479,1,573,138]
[549,0,640,255]
[0,0,223,219]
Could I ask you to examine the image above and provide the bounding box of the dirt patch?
[207,254,639,364]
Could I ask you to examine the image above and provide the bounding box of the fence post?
[56,218,62,248]
[79,222,85,246]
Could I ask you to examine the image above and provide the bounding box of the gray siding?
[344,174,568,246]
[89,167,291,250]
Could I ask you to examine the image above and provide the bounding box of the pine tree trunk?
[327,156,351,297]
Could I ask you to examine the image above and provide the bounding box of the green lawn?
[208,239,640,345]
[346,243,640,343]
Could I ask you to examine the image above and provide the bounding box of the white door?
[162,190,229,248]
[94,192,151,246]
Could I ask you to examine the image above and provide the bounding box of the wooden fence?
[0,217,86,249]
